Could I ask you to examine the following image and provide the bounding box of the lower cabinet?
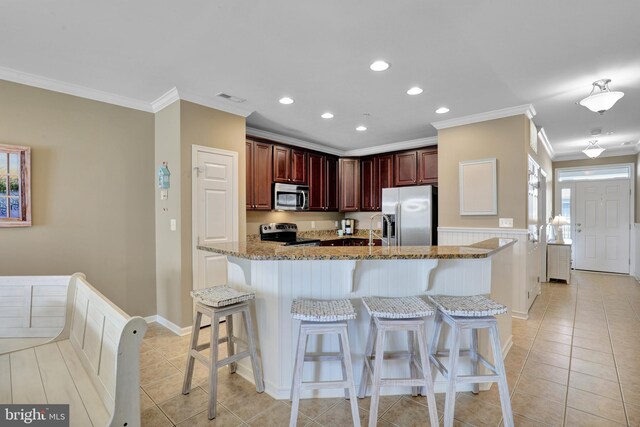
[547,242,571,281]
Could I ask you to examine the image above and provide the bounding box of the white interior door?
[574,179,630,273]
[193,146,238,296]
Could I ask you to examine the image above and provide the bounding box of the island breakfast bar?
[197,238,516,399]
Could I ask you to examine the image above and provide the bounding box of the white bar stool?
[358,296,439,427]
[182,286,264,419]
[290,298,361,427]
[427,295,513,427]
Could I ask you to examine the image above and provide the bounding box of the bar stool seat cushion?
[428,295,507,317]
[291,298,357,322]
[362,296,434,319]
[191,286,255,308]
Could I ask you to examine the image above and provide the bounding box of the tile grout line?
[500,282,554,427]
[560,274,580,427]
[602,288,631,426]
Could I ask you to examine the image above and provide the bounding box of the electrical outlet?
[499,218,513,228]
[311,221,316,229]
[335,221,339,227]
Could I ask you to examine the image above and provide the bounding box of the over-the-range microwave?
[273,183,309,211]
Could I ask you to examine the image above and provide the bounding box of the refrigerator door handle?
[396,202,401,246]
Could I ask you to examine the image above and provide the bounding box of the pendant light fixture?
[582,140,605,159]
[579,79,624,114]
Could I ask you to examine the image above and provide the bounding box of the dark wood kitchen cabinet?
[308,153,324,210]
[394,148,437,186]
[361,154,393,211]
[309,153,339,211]
[394,150,418,186]
[273,145,307,184]
[325,156,339,210]
[246,139,273,210]
[417,148,438,184]
[339,158,360,212]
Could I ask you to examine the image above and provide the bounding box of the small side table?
[547,239,571,282]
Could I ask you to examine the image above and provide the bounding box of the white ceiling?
[1,1,639,159]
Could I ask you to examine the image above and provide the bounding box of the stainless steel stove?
[259,223,321,246]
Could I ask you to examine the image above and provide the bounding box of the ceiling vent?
[216,92,246,103]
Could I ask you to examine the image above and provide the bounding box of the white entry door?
[574,179,630,273]
[192,146,238,295]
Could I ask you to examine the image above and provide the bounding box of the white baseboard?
[511,311,529,320]
[145,314,192,336]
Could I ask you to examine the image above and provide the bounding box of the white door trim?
[554,162,634,275]
[191,144,239,291]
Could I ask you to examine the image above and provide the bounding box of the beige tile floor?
[140,271,640,426]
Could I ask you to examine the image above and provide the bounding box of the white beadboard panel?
[225,252,514,399]
[438,227,530,319]
[635,224,640,281]
[0,276,71,337]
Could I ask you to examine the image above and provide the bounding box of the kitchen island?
[197,237,515,399]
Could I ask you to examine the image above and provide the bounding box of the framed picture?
[459,158,497,215]
[0,144,31,227]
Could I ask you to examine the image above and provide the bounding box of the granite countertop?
[197,235,517,261]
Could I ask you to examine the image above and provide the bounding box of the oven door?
[273,183,309,211]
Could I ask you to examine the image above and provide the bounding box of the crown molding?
[246,128,440,157]
[431,104,537,130]
[246,127,344,156]
[0,65,153,112]
[538,127,555,159]
[552,145,639,162]
[344,136,437,157]
[150,87,180,112]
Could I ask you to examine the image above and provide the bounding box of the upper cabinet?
[417,148,438,184]
[273,145,307,184]
[308,153,339,211]
[339,158,360,212]
[246,139,273,210]
[361,154,393,211]
[393,148,438,187]
[394,151,418,186]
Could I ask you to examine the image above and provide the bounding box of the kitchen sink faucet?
[369,213,392,247]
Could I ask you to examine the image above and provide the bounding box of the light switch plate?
[170,219,177,231]
[499,218,513,228]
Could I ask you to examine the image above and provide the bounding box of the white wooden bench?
[0,273,147,427]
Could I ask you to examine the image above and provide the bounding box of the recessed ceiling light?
[279,97,294,105]
[356,126,367,132]
[435,107,450,114]
[407,87,423,96]
[369,60,390,72]
[321,112,334,119]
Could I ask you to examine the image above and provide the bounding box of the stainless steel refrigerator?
[382,185,437,246]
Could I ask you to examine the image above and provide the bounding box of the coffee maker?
[341,218,356,236]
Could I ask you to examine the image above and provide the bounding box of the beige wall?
[0,80,156,317]
[438,115,528,229]
[155,100,246,328]
[155,101,182,325]
[552,154,637,218]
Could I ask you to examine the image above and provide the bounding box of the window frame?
[0,144,31,227]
